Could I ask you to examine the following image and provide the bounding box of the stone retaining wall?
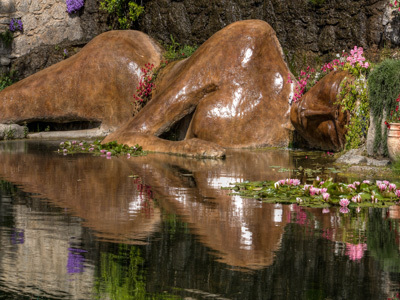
[0,0,107,77]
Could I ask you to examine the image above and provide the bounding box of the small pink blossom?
[378,183,387,192]
[322,208,330,214]
[345,243,367,261]
[322,193,330,201]
[339,198,350,207]
[106,151,112,156]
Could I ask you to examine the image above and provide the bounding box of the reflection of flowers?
[345,243,367,261]
[10,228,24,245]
[67,247,87,274]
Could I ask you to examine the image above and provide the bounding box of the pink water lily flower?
[389,183,397,192]
[347,184,356,190]
[322,193,330,201]
[352,194,362,203]
[346,243,367,261]
[322,208,330,214]
[378,183,387,192]
[309,187,319,196]
[340,207,350,214]
[396,190,400,198]
[339,198,350,207]
[106,151,112,156]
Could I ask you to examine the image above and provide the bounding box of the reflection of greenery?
[367,209,400,272]
[94,244,180,299]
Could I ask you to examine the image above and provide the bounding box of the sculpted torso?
[103,20,295,157]
[0,20,296,157]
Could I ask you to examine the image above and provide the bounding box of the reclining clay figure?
[0,20,296,158]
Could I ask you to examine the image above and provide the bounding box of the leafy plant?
[58,139,147,157]
[4,127,15,140]
[337,75,369,150]
[368,59,400,156]
[224,177,400,211]
[163,35,198,61]
[0,30,13,48]
[0,71,18,91]
[99,0,144,29]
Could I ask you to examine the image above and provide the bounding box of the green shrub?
[163,35,198,61]
[368,59,400,156]
[0,71,17,91]
[0,30,13,48]
[99,0,144,29]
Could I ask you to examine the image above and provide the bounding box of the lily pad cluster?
[58,140,146,158]
[224,177,400,211]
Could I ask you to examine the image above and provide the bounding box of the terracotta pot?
[387,123,400,160]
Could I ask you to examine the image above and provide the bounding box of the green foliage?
[0,30,13,48]
[0,71,17,91]
[337,75,370,150]
[99,0,144,29]
[224,178,400,209]
[368,59,400,156]
[94,244,181,299]
[4,126,15,140]
[163,35,198,61]
[58,139,147,157]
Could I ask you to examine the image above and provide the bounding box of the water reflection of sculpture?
[0,143,294,270]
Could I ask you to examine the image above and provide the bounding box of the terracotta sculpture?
[290,70,352,151]
[0,20,297,157]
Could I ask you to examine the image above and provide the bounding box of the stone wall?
[140,0,400,68]
[1,0,400,79]
[0,0,107,78]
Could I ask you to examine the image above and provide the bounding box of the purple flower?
[17,19,23,31]
[67,247,87,274]
[9,19,15,32]
[66,0,84,14]
[9,19,23,32]
[106,151,112,156]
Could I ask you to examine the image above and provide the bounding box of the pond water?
[0,140,400,300]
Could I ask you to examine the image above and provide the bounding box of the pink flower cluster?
[345,243,367,261]
[274,178,301,188]
[389,0,400,11]
[133,63,155,104]
[346,46,369,69]
[303,185,327,196]
[321,58,345,72]
[288,46,370,103]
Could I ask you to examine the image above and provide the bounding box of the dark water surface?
[0,140,400,300]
